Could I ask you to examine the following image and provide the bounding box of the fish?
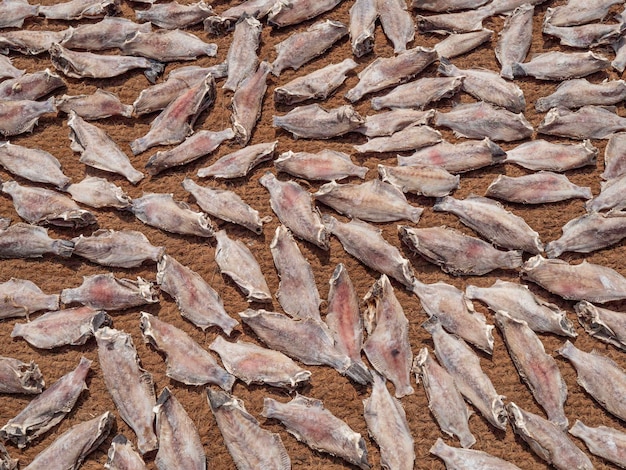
[223,16,262,92]
[496,4,533,78]
[267,0,342,27]
[353,109,434,137]
[324,215,415,288]
[544,21,625,49]
[345,47,438,101]
[260,172,329,249]
[61,273,158,311]
[95,326,156,454]
[274,103,365,139]
[39,0,120,19]
[378,164,459,197]
[0,442,17,470]
[130,74,216,155]
[434,29,493,59]
[56,89,133,120]
[545,0,623,27]
[207,389,291,470]
[154,388,206,470]
[272,20,348,76]
[71,229,164,268]
[60,16,151,51]
[587,172,626,212]
[377,0,415,53]
[23,412,114,470]
[349,0,377,57]
[131,192,215,237]
[121,29,217,62]
[512,51,610,80]
[203,0,275,35]
[416,7,492,34]
[270,225,321,321]
[465,280,577,337]
[413,0,489,10]
[2,181,96,228]
[613,36,626,73]
[485,172,592,204]
[11,307,108,349]
[214,230,272,302]
[156,254,238,335]
[135,1,214,29]
[68,111,143,184]
[603,132,626,179]
[370,76,463,110]
[363,275,414,397]
[65,176,132,210]
[430,438,522,469]
[507,402,593,470]
[0,356,44,394]
[274,58,357,105]
[0,141,70,189]
[398,138,505,173]
[104,435,146,470]
[0,278,59,320]
[434,102,533,142]
[495,312,568,429]
[504,139,597,171]
[0,223,74,259]
[0,55,24,80]
[231,61,270,145]
[433,195,543,254]
[353,125,443,153]
[274,149,368,181]
[0,97,56,137]
[413,349,476,448]
[314,179,423,223]
[400,225,522,276]
[575,301,626,351]
[0,0,38,28]
[537,79,626,113]
[261,395,370,469]
[209,336,312,388]
[569,420,626,468]
[197,140,276,179]
[0,29,69,55]
[0,69,65,102]
[0,357,91,448]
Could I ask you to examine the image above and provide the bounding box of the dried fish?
[274,103,364,139]
[512,51,610,80]
[0,442,17,470]
[65,176,132,210]
[131,192,215,237]
[537,79,626,113]
[275,149,367,181]
[604,132,626,179]
[496,4,533,78]
[0,141,70,189]
[587,172,626,212]
[207,389,291,470]
[135,1,214,29]
[354,109,434,137]
[434,29,493,59]
[416,8,491,34]
[486,172,591,204]
[68,111,143,184]
[156,254,238,335]
[61,273,158,311]
[430,438,522,469]
[267,0,342,27]
[504,139,597,171]
[223,16,262,92]
[0,223,74,259]
[262,395,370,469]
[203,0,275,35]
[0,0,38,28]
[412,0,489,11]
[378,164,459,197]
[121,29,217,62]
[349,0,377,57]
[613,36,626,73]
[0,56,24,80]
[569,420,626,468]
[231,61,270,145]
[39,0,120,19]
[197,140,277,179]
[56,89,132,120]
[575,301,626,351]
[0,356,43,395]
[0,29,66,55]
[371,77,462,111]
[0,97,56,137]
[0,69,65,102]
[545,21,624,49]
[0,279,58,320]
[545,0,623,27]
[353,125,442,153]
[377,0,414,53]
[105,435,146,470]
[61,16,151,51]
[214,230,272,302]
[72,229,163,268]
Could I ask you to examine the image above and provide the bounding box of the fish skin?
[262,395,370,469]
[569,420,626,468]
[434,29,493,59]
[71,229,163,268]
[430,437,522,469]
[260,172,329,249]
[545,0,623,27]
[413,349,476,448]
[434,102,533,142]
[371,77,462,111]
[349,0,377,57]
[0,356,44,395]
[121,29,217,62]
[512,50,610,80]
[376,0,414,53]
[271,20,348,76]
[65,176,131,210]
[505,139,597,172]
[544,21,625,48]
[223,16,262,92]
[398,138,505,173]
[0,0,38,28]
[485,172,592,204]
[575,301,626,351]
[354,109,434,137]
[0,141,70,189]
[603,132,626,179]
[135,1,214,29]
[345,46,438,101]
[466,280,577,337]
[95,326,156,454]
[11,307,108,349]
[23,412,114,470]
[105,435,146,470]
[423,317,507,431]
[56,89,132,120]
[412,0,489,11]
[522,255,626,303]
[0,55,24,80]
[156,254,238,335]
[231,61,271,145]
[275,149,367,181]
[507,402,593,470]
[0,279,59,320]
[587,172,626,212]
[363,275,414,397]
[274,103,364,139]
[61,273,158,311]
[323,215,415,288]
[209,336,312,388]
[207,389,291,470]
[0,97,56,137]
[154,388,206,470]
[496,4,533,79]
[416,7,491,34]
[203,0,275,35]
[214,230,272,302]
[378,164,459,197]
[131,192,215,237]
[401,225,522,276]
[0,223,74,259]
[267,0,342,27]
[0,357,91,448]
[353,125,442,153]
[433,195,543,254]
[315,179,423,223]
[0,69,65,102]
[197,140,277,179]
[38,0,120,20]
[61,17,151,51]
[274,58,357,105]
[537,79,626,113]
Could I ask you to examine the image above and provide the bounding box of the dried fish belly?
[0,278,59,320]
[603,132,626,179]
[0,356,44,394]
[60,16,151,51]
[512,51,610,80]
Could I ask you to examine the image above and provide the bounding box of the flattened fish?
[274,149,367,181]
[0,69,65,102]
[273,104,364,139]
[197,140,276,179]
[349,0,377,57]
[0,97,56,137]
[60,16,151,51]
[370,76,462,111]
[0,356,44,394]
[545,0,621,26]
[378,164,459,197]
[512,51,610,80]
[135,1,214,29]
[485,172,591,204]
[56,89,132,120]
[65,176,131,210]
[39,0,120,19]
[536,79,626,112]
[0,55,24,80]
[0,0,38,28]
[105,435,146,470]
[353,109,434,137]
[0,278,59,320]
[267,0,342,27]
[416,7,491,34]
[353,125,442,153]
[587,172,626,212]
[434,29,493,60]
[0,223,73,259]
[121,29,217,62]
[575,301,626,351]
[544,21,624,48]
[203,0,274,34]
[504,139,597,171]
[538,105,626,140]
[223,16,262,92]
[71,229,163,268]
[496,3,533,78]
[569,420,626,468]
[0,141,70,189]
[430,438,522,470]
[376,0,414,53]
[231,61,270,145]
[603,132,626,179]
[413,0,489,11]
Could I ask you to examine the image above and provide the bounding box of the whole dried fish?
[262,395,370,469]
[416,7,491,34]
[413,0,489,11]
[496,4,533,78]
[512,51,610,80]
[545,0,622,26]
[545,21,625,48]
[0,356,43,394]
[131,192,215,237]
[0,55,24,80]
[0,223,74,259]
[65,176,132,210]
[197,140,277,179]
[154,388,206,470]
[231,61,270,145]
[504,139,597,171]
[575,301,626,351]
[2,181,96,228]
[370,77,463,111]
[434,29,493,59]
[61,273,158,311]
[569,420,626,468]
[135,1,214,29]
[260,172,329,249]
[349,0,377,57]
[0,97,56,137]
[466,280,577,337]
[0,69,65,102]
[121,29,217,62]
[377,0,414,53]
[378,164,459,197]
[587,172,626,212]
[105,435,146,470]
[203,0,275,34]
[434,102,533,142]
[353,109,434,137]
[207,389,291,470]
[400,225,522,275]
[537,79,626,113]
[275,149,367,181]
[0,357,91,447]
[39,0,120,19]
[95,326,156,454]
[353,125,442,153]
[274,103,364,139]
[0,278,59,320]
[61,17,151,51]
[272,20,348,76]
[156,254,238,335]
[604,132,626,179]
[11,307,108,349]
[0,141,70,189]
[485,172,591,204]
[267,0,342,27]
[209,336,311,388]
[56,89,132,120]
[433,195,543,253]
[214,230,272,302]
[223,16,261,92]
[507,402,593,470]
[314,179,423,223]
[539,105,626,140]
[0,0,38,28]
[430,438,521,469]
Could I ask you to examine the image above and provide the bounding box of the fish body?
[135,1,214,29]
[512,51,610,80]
[56,89,132,120]
[378,164,459,197]
[71,229,163,268]
[121,29,217,62]
[0,0,38,28]
[434,29,493,59]
[604,132,626,179]
[505,139,597,171]
[0,278,59,320]
[0,223,73,259]
[0,97,56,137]
[569,420,626,468]
[197,140,276,179]
[0,69,65,102]
[39,0,120,19]
[575,301,626,351]
[539,105,626,139]
[223,16,262,92]
[371,76,462,111]
[377,0,415,53]
[430,438,521,469]
[274,104,365,139]
[61,16,151,50]
[496,4,533,78]
[485,172,592,204]
[231,61,271,145]
[105,435,146,470]
[0,356,43,394]
[275,149,367,181]
[65,176,131,210]
[349,0,377,57]
[545,0,623,27]
[0,141,70,189]
[354,109,434,137]
[353,125,442,153]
